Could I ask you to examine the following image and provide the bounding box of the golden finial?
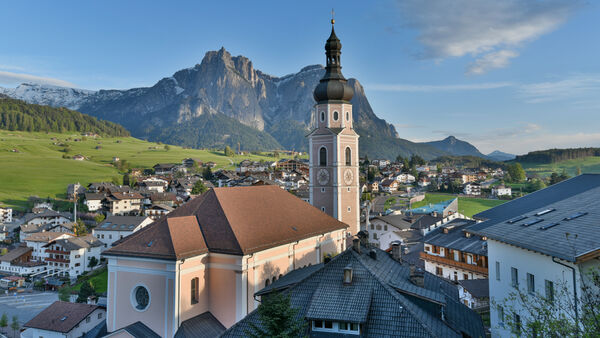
[331,8,335,25]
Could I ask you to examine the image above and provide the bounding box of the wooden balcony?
[420,252,488,275]
[46,257,70,264]
[45,249,69,255]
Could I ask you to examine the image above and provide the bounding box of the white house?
[92,215,153,250]
[43,235,103,278]
[471,174,600,337]
[492,185,511,197]
[0,206,12,223]
[395,173,416,184]
[22,301,106,338]
[463,182,481,196]
[457,279,489,309]
[24,232,73,262]
[84,193,105,212]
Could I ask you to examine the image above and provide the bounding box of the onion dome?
[313,22,354,103]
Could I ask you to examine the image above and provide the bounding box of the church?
[104,22,359,337]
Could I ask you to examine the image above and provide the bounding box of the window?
[319,147,327,167]
[545,280,554,304]
[436,267,443,276]
[131,285,150,311]
[321,188,325,193]
[346,111,350,121]
[98,312,102,319]
[511,267,519,288]
[497,305,504,326]
[191,277,199,304]
[320,112,325,122]
[347,207,351,212]
[463,274,469,280]
[86,316,91,323]
[384,225,388,231]
[313,320,323,328]
[265,279,270,287]
[321,207,326,212]
[345,147,351,166]
[496,261,501,281]
[514,313,521,334]
[373,233,378,240]
[527,273,535,294]
[109,234,112,239]
[333,111,339,121]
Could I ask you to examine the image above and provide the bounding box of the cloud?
[394,0,579,74]
[367,82,513,92]
[0,70,76,88]
[475,131,600,155]
[519,74,600,103]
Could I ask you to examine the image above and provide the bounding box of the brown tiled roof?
[23,301,101,333]
[0,245,32,262]
[111,192,143,200]
[105,185,348,260]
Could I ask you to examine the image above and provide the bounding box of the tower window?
[346,112,350,121]
[333,111,339,121]
[345,147,351,166]
[321,207,326,212]
[191,277,199,304]
[319,147,327,166]
[320,111,325,122]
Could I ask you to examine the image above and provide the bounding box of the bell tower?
[308,18,360,235]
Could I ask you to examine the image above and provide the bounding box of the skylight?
[564,212,588,221]
[535,208,556,216]
[522,218,543,227]
[507,215,527,224]
[539,222,560,230]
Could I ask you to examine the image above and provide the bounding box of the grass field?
[411,193,506,218]
[519,156,600,177]
[0,130,287,209]
[71,267,108,293]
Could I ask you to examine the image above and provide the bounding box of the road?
[0,291,57,336]
[371,192,408,213]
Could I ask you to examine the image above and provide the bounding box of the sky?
[1,0,599,155]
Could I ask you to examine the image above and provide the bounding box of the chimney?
[409,264,425,287]
[357,231,369,247]
[352,238,361,254]
[391,242,402,262]
[369,249,377,260]
[343,264,353,285]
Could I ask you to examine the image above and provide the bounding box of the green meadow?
[518,156,600,177]
[411,193,506,218]
[0,130,284,209]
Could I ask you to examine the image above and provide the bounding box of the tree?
[527,178,546,192]
[246,292,306,338]
[76,281,95,303]
[507,163,526,183]
[0,313,7,333]
[409,154,426,167]
[437,163,442,174]
[10,315,18,337]
[576,166,582,176]
[58,287,71,302]
[191,180,208,195]
[396,155,404,163]
[203,166,214,181]
[497,267,600,337]
[549,171,570,185]
[272,150,279,158]
[94,214,105,224]
[74,219,87,237]
[88,256,98,268]
[224,146,234,157]
[164,145,170,151]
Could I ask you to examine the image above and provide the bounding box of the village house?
[224,240,485,337]
[471,174,600,338]
[92,215,153,250]
[458,278,490,310]
[0,206,12,223]
[85,193,105,212]
[0,245,46,275]
[103,192,143,216]
[491,184,512,197]
[103,185,349,337]
[21,301,106,338]
[463,182,482,196]
[144,204,174,220]
[24,232,74,261]
[379,178,399,193]
[153,163,176,175]
[43,234,103,278]
[395,173,416,184]
[275,159,309,172]
[421,218,488,281]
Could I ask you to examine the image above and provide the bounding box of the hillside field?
[411,193,506,218]
[518,156,600,177]
[0,130,286,209]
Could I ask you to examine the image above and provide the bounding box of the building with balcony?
[103,192,143,216]
[0,206,12,223]
[24,232,74,261]
[43,234,103,278]
[422,218,488,281]
[93,216,153,250]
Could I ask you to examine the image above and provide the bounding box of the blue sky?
[1,0,599,154]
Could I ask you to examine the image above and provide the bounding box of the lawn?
[71,267,108,293]
[519,156,600,177]
[411,193,506,218]
[0,130,289,209]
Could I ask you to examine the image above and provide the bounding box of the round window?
[333,111,339,121]
[131,285,150,311]
[346,112,350,121]
[320,112,325,122]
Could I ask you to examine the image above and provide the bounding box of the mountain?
[0,97,129,136]
[423,136,485,158]
[0,48,445,159]
[487,150,515,161]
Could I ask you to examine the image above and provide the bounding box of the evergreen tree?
[203,166,214,181]
[88,256,98,268]
[224,146,234,157]
[74,219,87,237]
[76,281,95,303]
[246,292,306,338]
[10,315,18,337]
[0,313,7,333]
[191,180,208,195]
[58,287,71,302]
[507,163,526,183]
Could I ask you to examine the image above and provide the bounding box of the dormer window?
[333,111,339,121]
[312,321,360,335]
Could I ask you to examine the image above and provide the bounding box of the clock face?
[344,169,354,185]
[317,169,330,185]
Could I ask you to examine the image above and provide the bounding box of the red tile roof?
[104,186,347,260]
[23,301,102,333]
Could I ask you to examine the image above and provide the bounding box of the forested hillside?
[0,98,129,136]
[515,148,600,164]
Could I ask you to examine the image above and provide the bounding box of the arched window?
[265,279,270,287]
[346,112,350,121]
[319,147,327,167]
[333,111,339,121]
[345,147,351,166]
[320,112,325,122]
[191,278,199,305]
[272,276,277,283]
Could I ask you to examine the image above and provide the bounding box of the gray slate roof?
[458,279,489,299]
[116,321,161,338]
[96,216,150,232]
[471,174,600,262]
[175,312,226,338]
[256,264,323,297]
[223,245,485,338]
[424,219,486,256]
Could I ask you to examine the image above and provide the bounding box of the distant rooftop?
[407,198,457,216]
